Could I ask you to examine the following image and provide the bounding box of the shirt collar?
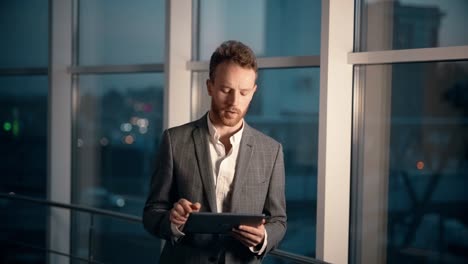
[207,112,244,145]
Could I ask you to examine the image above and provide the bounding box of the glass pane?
[79,0,165,65]
[0,75,48,263]
[73,73,164,209]
[71,212,160,264]
[192,68,320,257]
[0,200,47,263]
[0,1,49,68]
[198,0,321,60]
[0,76,48,197]
[93,216,160,264]
[351,61,468,263]
[359,0,468,51]
[248,68,319,257]
[72,73,164,262]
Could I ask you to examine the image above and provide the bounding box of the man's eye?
[221,88,230,93]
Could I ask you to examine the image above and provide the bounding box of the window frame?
[47,0,170,263]
[349,0,468,264]
[34,0,468,263]
[188,1,351,263]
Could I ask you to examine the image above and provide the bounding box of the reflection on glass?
[192,68,320,258]
[79,0,165,65]
[0,1,48,67]
[0,201,47,263]
[0,76,48,196]
[351,61,468,263]
[248,68,319,258]
[359,0,468,51]
[71,212,160,263]
[0,76,48,263]
[198,0,321,60]
[74,73,164,208]
[72,73,164,263]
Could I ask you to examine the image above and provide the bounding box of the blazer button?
[208,256,217,262]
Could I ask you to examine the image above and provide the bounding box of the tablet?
[183,212,265,234]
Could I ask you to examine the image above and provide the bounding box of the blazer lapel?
[230,124,254,212]
[192,116,217,212]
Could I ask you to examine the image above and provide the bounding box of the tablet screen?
[183,212,265,234]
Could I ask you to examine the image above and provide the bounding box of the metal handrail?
[0,192,330,264]
[0,192,140,222]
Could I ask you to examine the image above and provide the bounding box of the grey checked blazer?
[143,114,287,264]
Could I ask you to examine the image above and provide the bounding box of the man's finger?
[237,225,264,236]
[169,208,188,227]
[170,212,187,222]
[232,228,262,245]
[191,202,201,211]
[231,231,258,247]
[178,199,196,215]
[231,231,254,247]
[173,203,187,216]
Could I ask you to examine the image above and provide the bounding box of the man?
[143,40,286,264]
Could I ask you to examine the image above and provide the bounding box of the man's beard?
[211,102,246,127]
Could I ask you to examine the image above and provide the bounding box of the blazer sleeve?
[263,144,287,253]
[142,129,176,241]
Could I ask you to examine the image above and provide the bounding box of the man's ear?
[206,79,213,96]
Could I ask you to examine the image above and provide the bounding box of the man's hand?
[169,198,201,228]
[231,219,266,248]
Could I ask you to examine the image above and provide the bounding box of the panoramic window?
[195,0,322,259]
[0,1,48,67]
[198,0,321,59]
[71,1,166,262]
[359,0,468,51]
[352,60,468,264]
[0,1,49,263]
[78,0,165,65]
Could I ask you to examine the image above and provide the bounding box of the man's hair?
[209,40,258,81]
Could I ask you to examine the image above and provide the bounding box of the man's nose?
[228,91,239,106]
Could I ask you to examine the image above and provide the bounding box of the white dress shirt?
[206,114,268,254]
[206,114,244,213]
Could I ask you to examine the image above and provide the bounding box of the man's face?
[207,62,257,128]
